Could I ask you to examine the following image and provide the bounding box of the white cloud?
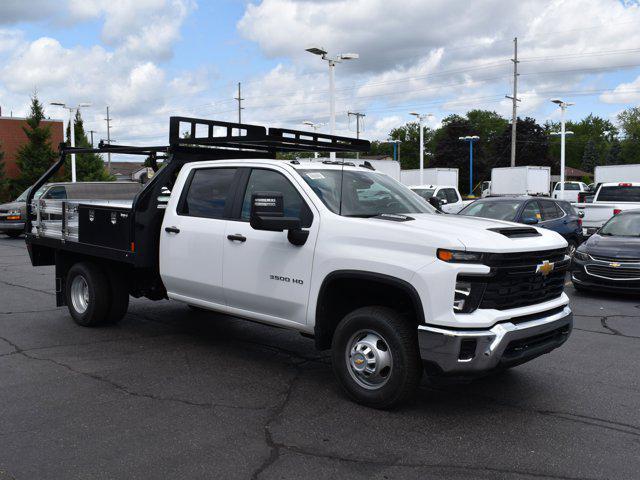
[0,1,60,25]
[68,0,195,61]
[600,76,640,104]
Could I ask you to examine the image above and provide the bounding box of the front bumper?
[417,305,572,375]
[0,221,25,231]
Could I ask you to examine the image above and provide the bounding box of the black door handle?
[227,234,247,242]
[165,226,180,234]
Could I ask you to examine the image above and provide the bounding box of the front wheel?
[331,306,422,409]
[5,230,22,238]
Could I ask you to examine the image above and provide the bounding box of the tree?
[617,107,640,164]
[581,139,598,173]
[494,117,551,170]
[606,138,623,165]
[13,94,58,193]
[61,110,113,181]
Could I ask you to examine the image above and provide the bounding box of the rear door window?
[597,185,640,202]
[43,186,67,200]
[521,201,542,221]
[178,168,237,219]
[540,200,562,220]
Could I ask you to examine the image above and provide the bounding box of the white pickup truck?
[25,117,573,408]
[408,185,472,213]
[574,182,640,236]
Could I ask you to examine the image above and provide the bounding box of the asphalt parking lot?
[0,236,639,480]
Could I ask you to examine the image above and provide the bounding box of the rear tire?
[66,262,111,327]
[331,306,422,409]
[5,230,22,238]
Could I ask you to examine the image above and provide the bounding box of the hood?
[584,234,640,260]
[364,213,567,253]
[0,201,23,212]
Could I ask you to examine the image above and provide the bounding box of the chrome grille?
[585,264,640,280]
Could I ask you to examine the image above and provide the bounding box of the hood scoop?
[487,226,541,238]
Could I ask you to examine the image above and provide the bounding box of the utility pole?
[347,111,366,159]
[105,106,112,173]
[234,82,244,124]
[505,37,520,167]
[89,130,96,148]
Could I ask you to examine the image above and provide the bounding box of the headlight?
[437,249,483,263]
[574,250,590,261]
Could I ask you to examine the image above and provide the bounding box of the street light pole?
[409,113,433,184]
[302,121,326,159]
[459,136,480,195]
[50,102,91,182]
[306,47,359,160]
[551,99,575,200]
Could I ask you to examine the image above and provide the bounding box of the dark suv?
[459,197,583,255]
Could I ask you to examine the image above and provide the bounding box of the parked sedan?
[571,209,640,293]
[458,197,583,254]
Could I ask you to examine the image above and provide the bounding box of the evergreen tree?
[62,110,113,181]
[617,107,640,164]
[606,139,623,165]
[581,139,598,173]
[13,94,58,193]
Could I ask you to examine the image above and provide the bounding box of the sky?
[1,0,640,150]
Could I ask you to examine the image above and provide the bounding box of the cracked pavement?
[0,237,639,479]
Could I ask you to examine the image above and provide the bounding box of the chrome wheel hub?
[346,330,393,390]
[70,275,89,314]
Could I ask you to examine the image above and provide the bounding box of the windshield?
[14,186,46,202]
[459,199,523,221]
[411,188,435,200]
[599,213,640,236]
[299,169,434,217]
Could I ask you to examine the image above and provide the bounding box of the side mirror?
[440,198,448,205]
[250,191,300,231]
[249,191,309,246]
[523,217,539,225]
[428,197,443,211]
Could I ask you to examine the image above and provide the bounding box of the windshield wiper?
[343,214,378,218]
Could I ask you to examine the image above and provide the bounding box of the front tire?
[5,230,22,238]
[66,262,111,327]
[331,306,422,409]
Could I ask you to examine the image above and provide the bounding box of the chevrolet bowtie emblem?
[610,262,621,268]
[536,260,555,276]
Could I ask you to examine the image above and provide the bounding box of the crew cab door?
[222,167,318,326]
[160,167,239,308]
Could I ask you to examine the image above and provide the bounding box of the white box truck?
[594,164,640,184]
[490,166,551,196]
[400,168,459,188]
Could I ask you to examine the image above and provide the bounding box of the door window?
[241,169,313,227]
[540,200,562,220]
[436,189,447,200]
[444,188,459,203]
[521,201,542,221]
[178,168,237,219]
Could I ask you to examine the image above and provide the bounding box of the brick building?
[0,116,65,179]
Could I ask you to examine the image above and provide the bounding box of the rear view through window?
[597,185,640,202]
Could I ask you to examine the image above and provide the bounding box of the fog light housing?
[454,281,472,312]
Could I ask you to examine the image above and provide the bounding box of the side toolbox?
[78,204,132,251]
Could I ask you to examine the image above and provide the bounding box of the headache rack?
[25,116,370,272]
